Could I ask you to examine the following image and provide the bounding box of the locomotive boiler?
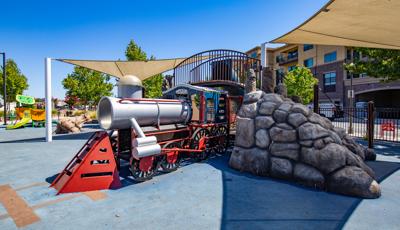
[97,75,232,181]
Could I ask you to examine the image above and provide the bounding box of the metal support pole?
[313,45,319,114]
[199,92,205,123]
[260,43,268,90]
[367,101,375,148]
[45,58,52,142]
[1,52,6,125]
[313,84,319,114]
[260,42,267,68]
[348,72,354,134]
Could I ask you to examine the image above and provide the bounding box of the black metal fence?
[173,49,261,87]
[319,105,400,143]
[373,108,400,142]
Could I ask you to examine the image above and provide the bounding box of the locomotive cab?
[162,84,228,125]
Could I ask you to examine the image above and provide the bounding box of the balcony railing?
[276,54,298,64]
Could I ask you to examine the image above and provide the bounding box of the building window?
[288,65,297,72]
[276,55,284,64]
[304,44,314,51]
[346,71,367,79]
[303,58,314,68]
[250,52,257,58]
[276,69,284,83]
[323,72,336,92]
[346,49,352,61]
[324,51,337,63]
[287,50,298,60]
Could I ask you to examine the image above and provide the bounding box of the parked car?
[355,101,368,118]
[308,102,344,121]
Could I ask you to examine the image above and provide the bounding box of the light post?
[0,52,6,125]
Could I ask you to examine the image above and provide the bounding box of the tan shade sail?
[271,0,400,49]
[58,58,188,80]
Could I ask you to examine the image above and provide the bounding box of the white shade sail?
[271,0,400,50]
[58,58,188,80]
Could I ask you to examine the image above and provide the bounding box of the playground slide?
[6,117,31,130]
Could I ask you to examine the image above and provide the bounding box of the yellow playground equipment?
[31,109,46,126]
[6,95,46,130]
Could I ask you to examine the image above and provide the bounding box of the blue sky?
[0,0,327,98]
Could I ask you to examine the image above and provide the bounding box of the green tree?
[143,73,163,98]
[345,47,400,82]
[125,40,147,61]
[64,95,78,109]
[284,66,318,104]
[62,66,113,109]
[0,59,29,108]
[125,39,163,98]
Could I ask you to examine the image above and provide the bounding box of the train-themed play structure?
[51,50,261,194]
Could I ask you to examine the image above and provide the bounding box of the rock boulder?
[229,92,380,199]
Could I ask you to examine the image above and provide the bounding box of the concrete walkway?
[344,141,400,230]
[0,127,399,229]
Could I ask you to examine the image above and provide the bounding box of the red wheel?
[159,141,182,173]
[190,128,210,161]
[130,156,155,182]
[211,125,228,154]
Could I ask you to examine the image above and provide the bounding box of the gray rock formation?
[294,163,325,189]
[275,83,287,97]
[328,166,380,199]
[262,67,275,93]
[255,129,270,148]
[245,69,257,93]
[230,91,380,198]
[234,117,255,148]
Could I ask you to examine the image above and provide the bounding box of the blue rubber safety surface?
[209,154,400,230]
[0,126,399,230]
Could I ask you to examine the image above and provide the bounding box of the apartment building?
[246,44,400,107]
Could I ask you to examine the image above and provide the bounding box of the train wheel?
[190,128,210,161]
[130,156,155,182]
[212,125,228,154]
[159,141,181,173]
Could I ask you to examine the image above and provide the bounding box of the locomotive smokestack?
[117,75,143,98]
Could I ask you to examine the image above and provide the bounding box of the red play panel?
[51,131,121,194]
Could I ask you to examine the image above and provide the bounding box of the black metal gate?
[173,49,261,87]
[320,102,400,145]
